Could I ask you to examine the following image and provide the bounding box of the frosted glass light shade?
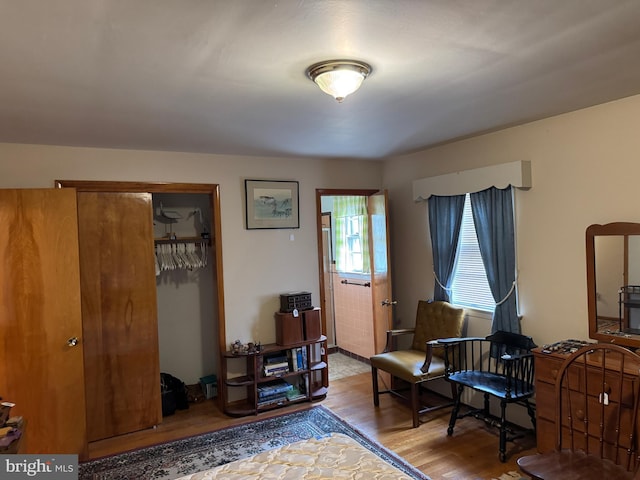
[307,60,371,103]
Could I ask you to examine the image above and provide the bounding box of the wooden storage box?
[275,311,304,346]
[303,308,322,341]
[280,292,312,313]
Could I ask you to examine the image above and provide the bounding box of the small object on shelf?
[280,292,313,313]
[231,340,261,355]
[231,340,243,354]
[0,401,14,427]
[159,203,183,220]
[0,427,21,450]
[5,416,22,429]
[541,339,593,355]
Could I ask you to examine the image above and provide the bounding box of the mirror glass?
[587,223,640,347]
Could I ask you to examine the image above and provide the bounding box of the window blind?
[451,194,495,311]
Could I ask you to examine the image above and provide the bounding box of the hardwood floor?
[87,372,537,479]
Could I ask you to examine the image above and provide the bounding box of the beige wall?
[383,93,640,348]
[4,91,640,364]
[0,145,383,353]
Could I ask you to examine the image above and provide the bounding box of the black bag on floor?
[160,373,189,416]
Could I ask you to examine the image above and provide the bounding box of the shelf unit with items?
[222,335,328,417]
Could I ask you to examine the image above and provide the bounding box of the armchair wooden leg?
[371,366,380,407]
[483,392,490,418]
[499,399,507,463]
[411,382,419,428]
[449,380,457,402]
[525,399,536,431]
[448,384,464,436]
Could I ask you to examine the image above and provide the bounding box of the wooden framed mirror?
[587,222,640,348]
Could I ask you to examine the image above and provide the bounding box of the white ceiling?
[2,1,640,160]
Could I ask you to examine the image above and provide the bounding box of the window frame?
[342,214,365,273]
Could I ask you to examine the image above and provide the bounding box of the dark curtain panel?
[470,186,519,334]
[428,194,465,302]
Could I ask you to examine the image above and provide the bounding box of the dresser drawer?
[534,353,564,384]
[534,379,555,422]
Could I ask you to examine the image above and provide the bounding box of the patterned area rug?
[79,405,430,480]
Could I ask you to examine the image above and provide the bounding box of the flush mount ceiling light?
[306,60,372,103]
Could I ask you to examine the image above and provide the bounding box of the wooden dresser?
[533,347,572,452]
[533,343,640,453]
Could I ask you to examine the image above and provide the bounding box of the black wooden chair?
[370,300,465,427]
[439,331,537,462]
[517,343,640,480]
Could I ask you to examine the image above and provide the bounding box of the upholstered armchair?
[370,300,465,428]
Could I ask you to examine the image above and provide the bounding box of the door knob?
[381,299,398,306]
[67,337,79,347]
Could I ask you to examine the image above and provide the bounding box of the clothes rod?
[340,280,371,287]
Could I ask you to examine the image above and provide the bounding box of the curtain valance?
[413,160,531,201]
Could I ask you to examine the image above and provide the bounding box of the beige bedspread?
[174,432,416,479]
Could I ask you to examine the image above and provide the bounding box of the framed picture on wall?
[245,179,299,229]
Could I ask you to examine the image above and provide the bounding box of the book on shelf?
[258,389,306,406]
[291,347,309,370]
[264,354,288,365]
[257,394,288,407]
[285,386,306,402]
[287,349,299,372]
[258,389,291,401]
[258,391,288,402]
[263,362,290,376]
[258,379,293,398]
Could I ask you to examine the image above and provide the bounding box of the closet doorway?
[56,181,225,443]
[315,189,394,363]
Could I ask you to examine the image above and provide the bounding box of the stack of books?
[263,354,290,377]
[257,380,293,407]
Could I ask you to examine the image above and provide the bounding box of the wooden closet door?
[0,189,87,456]
[77,192,161,441]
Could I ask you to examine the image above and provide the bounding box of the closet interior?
[153,193,218,404]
